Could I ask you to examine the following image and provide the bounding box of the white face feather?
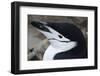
[37,25,77,51]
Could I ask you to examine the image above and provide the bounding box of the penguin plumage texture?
[31,21,87,60]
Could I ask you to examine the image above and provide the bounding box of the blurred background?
[28,15,87,61]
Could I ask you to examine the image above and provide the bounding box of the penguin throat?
[43,45,69,60]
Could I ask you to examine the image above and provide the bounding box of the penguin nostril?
[39,25,43,28]
[58,35,63,38]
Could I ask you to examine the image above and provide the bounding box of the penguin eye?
[58,35,63,38]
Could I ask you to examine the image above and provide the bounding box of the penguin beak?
[31,21,51,33]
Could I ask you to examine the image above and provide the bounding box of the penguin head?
[31,21,82,51]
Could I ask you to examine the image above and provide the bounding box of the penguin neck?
[43,45,66,60]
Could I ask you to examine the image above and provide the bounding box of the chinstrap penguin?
[31,21,87,60]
